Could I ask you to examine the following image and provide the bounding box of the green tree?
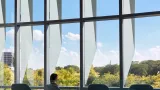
[56,66,63,70]
[34,69,44,86]
[23,71,30,86]
[93,73,120,87]
[86,66,99,85]
[4,64,14,85]
[56,68,80,86]
[141,60,160,75]
[0,62,14,86]
[94,67,104,74]
[64,65,80,73]
[101,64,119,75]
[130,64,148,76]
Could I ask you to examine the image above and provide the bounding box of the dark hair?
[50,73,58,83]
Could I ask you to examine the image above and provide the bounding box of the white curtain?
[18,0,33,84]
[46,0,62,84]
[83,0,97,84]
[122,0,135,86]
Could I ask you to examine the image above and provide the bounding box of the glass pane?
[33,0,44,21]
[62,0,79,19]
[18,0,32,22]
[0,27,14,86]
[97,0,119,16]
[47,23,80,86]
[84,20,120,87]
[84,0,118,18]
[19,25,44,86]
[136,0,160,13]
[124,16,160,88]
[47,0,79,20]
[6,0,14,23]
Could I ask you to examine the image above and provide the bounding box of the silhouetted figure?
[46,73,60,90]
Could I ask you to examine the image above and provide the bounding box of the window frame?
[0,0,160,90]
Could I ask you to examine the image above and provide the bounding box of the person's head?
[50,73,58,83]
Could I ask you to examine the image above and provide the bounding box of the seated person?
[46,73,60,90]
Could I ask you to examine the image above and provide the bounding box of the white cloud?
[93,49,108,66]
[28,47,44,70]
[22,45,160,69]
[93,49,119,66]
[6,29,14,39]
[62,35,65,39]
[33,30,44,41]
[133,50,146,61]
[108,50,119,62]
[133,46,160,61]
[57,47,80,67]
[70,51,79,57]
[92,46,160,67]
[65,32,80,41]
[6,29,160,69]
[61,47,67,52]
[69,51,79,63]
[3,46,14,53]
[6,29,44,42]
[97,42,103,48]
[149,46,160,59]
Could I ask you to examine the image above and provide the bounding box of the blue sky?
[4,0,160,69]
[5,0,160,23]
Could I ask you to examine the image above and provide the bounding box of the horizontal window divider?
[83,15,119,22]
[0,86,80,89]
[0,11,159,27]
[122,11,160,19]
[16,21,44,26]
[0,86,44,89]
[1,86,160,90]
[46,18,80,24]
[0,86,11,88]
[0,23,15,27]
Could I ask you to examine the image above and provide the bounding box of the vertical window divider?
[119,0,124,89]
[80,0,84,89]
[14,0,17,84]
[44,0,47,89]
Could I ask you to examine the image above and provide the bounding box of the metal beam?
[44,0,47,89]
[80,0,83,89]
[119,0,123,88]
[0,11,160,27]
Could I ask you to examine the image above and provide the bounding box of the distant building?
[2,52,13,67]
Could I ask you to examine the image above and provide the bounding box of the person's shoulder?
[52,83,58,86]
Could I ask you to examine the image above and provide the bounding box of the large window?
[1,0,160,90]
[33,0,44,21]
[62,0,79,19]
[136,0,160,13]
[97,0,119,16]
[47,23,80,86]
[0,27,14,86]
[84,20,119,87]
[18,25,44,86]
[83,0,119,18]
[6,0,14,23]
[125,16,160,88]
